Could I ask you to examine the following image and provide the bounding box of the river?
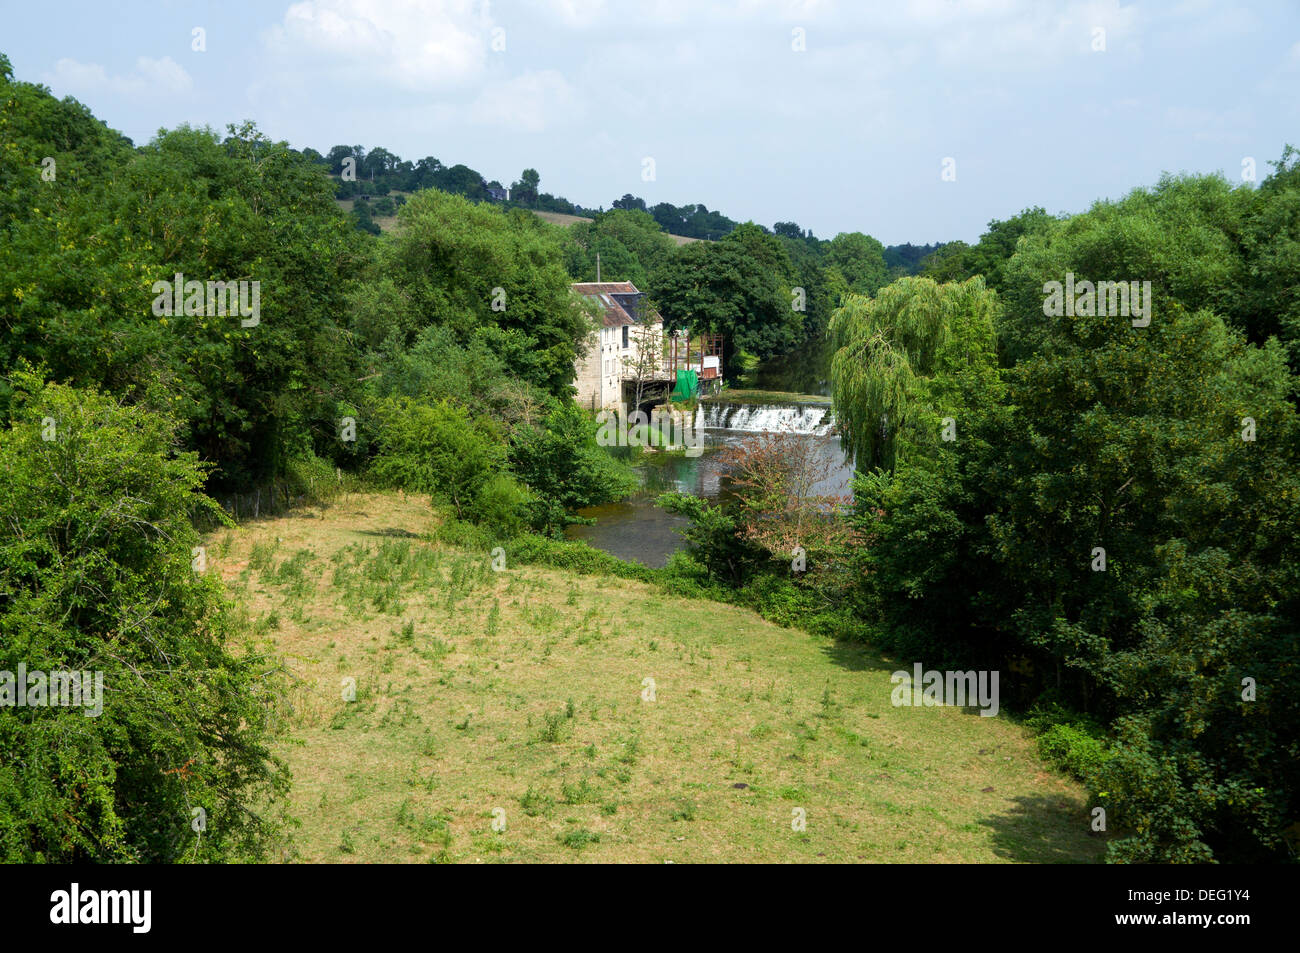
[565,350,854,567]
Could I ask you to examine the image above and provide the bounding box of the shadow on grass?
[979,794,1105,864]
[818,638,901,675]
[357,528,423,539]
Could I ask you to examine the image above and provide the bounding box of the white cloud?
[43,56,192,98]
[267,0,491,91]
[135,56,194,92]
[535,0,607,26]
[468,70,579,132]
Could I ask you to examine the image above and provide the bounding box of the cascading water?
[569,396,847,567]
[701,402,833,436]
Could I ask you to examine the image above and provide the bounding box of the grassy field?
[332,197,700,245]
[530,209,594,228]
[530,208,701,246]
[208,491,1103,864]
[334,196,402,232]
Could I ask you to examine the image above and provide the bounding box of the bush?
[432,514,492,551]
[0,373,289,862]
[370,396,505,519]
[505,534,657,583]
[1037,723,1111,784]
[470,472,533,537]
[509,403,638,533]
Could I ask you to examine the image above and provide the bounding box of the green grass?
[700,389,831,406]
[211,490,1104,864]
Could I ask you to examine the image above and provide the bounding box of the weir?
[701,402,833,435]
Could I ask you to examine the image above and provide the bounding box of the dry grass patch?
[208,491,1104,864]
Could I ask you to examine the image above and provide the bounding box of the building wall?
[573,319,667,413]
[573,325,605,409]
[574,325,625,411]
[619,321,665,405]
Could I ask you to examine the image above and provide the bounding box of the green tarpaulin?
[669,369,699,401]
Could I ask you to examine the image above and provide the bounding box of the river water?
[565,383,854,567]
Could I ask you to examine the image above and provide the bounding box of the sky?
[3,0,1298,244]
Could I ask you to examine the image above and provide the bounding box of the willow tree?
[829,275,1000,471]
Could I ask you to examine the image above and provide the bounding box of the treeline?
[303,141,942,272]
[658,154,1300,864]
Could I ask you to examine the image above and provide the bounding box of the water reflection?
[740,336,834,396]
[564,429,853,568]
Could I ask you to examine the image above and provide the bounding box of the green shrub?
[470,472,532,537]
[433,514,493,551]
[0,374,289,862]
[509,403,638,533]
[1037,723,1111,784]
[505,534,657,583]
[370,396,505,519]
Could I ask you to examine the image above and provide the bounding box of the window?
[622,325,629,349]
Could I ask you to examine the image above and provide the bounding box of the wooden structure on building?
[667,331,723,384]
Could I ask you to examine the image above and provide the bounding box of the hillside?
[334,197,701,245]
[208,491,1102,863]
[530,209,701,246]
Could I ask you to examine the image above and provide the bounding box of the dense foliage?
[0,58,633,859]
[834,165,1300,863]
[0,372,288,861]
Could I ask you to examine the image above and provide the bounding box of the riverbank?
[700,389,831,406]
[209,490,1103,863]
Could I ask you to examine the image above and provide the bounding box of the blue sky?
[4,0,1298,244]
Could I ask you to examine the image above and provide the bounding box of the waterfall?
[701,402,833,436]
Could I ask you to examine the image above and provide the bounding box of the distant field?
[333,194,700,245]
[530,208,701,246]
[334,196,401,232]
[531,209,594,228]
[209,490,1103,864]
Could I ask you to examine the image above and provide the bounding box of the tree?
[922,208,1057,296]
[829,276,1000,471]
[848,188,1300,861]
[370,396,505,519]
[612,193,647,212]
[622,318,665,413]
[825,232,889,296]
[723,222,797,288]
[362,146,398,180]
[511,167,540,206]
[374,188,590,396]
[1239,144,1300,368]
[566,209,675,286]
[324,144,354,175]
[715,431,851,569]
[509,403,638,534]
[436,163,489,201]
[0,372,289,861]
[0,89,362,491]
[650,241,799,374]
